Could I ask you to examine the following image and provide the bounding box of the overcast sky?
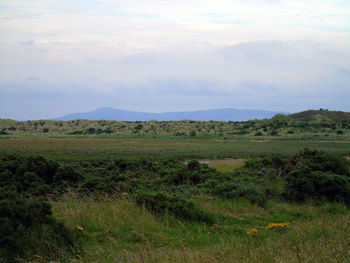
[1,0,349,120]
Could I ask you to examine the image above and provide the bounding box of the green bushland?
[0,153,81,196]
[1,148,350,262]
[232,149,350,203]
[1,149,350,208]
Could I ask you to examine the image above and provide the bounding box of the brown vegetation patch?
[199,158,245,173]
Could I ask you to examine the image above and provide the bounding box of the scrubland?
[1,148,350,262]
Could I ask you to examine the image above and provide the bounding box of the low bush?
[270,130,279,136]
[0,188,78,262]
[135,192,215,224]
[54,164,82,184]
[211,182,266,207]
[283,168,350,203]
[0,154,83,196]
[289,149,350,177]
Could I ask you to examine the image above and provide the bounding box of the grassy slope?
[290,109,350,122]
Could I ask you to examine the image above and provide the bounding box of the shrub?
[175,132,186,136]
[165,161,218,186]
[283,168,350,203]
[0,188,77,262]
[134,124,143,131]
[244,155,288,172]
[16,155,59,184]
[187,160,200,171]
[270,130,278,136]
[135,192,215,223]
[54,164,82,183]
[16,172,50,195]
[0,154,83,196]
[79,175,113,192]
[69,130,84,135]
[290,149,350,177]
[86,128,96,134]
[0,129,9,135]
[211,182,266,207]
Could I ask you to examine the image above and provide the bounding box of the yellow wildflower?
[76,225,84,231]
[266,223,289,230]
[246,228,258,235]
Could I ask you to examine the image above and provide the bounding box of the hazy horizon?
[1,0,349,120]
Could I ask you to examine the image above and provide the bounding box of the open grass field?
[1,138,350,161]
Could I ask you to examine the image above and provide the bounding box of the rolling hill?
[290,109,350,123]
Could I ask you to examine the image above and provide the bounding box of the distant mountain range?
[52,107,287,121]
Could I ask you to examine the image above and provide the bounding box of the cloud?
[0,0,349,119]
[19,40,35,46]
[1,39,350,119]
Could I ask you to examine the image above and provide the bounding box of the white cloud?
[0,0,349,119]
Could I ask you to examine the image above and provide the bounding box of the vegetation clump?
[238,149,350,204]
[0,188,77,262]
[211,182,266,207]
[0,153,81,196]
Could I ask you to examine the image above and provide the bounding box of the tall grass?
[132,215,350,263]
[51,192,172,262]
[51,193,350,263]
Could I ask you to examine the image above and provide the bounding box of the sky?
[0,0,349,120]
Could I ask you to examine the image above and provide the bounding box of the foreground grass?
[52,193,350,263]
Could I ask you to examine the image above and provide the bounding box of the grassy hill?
[290,109,350,123]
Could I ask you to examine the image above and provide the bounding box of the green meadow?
[0,138,349,161]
